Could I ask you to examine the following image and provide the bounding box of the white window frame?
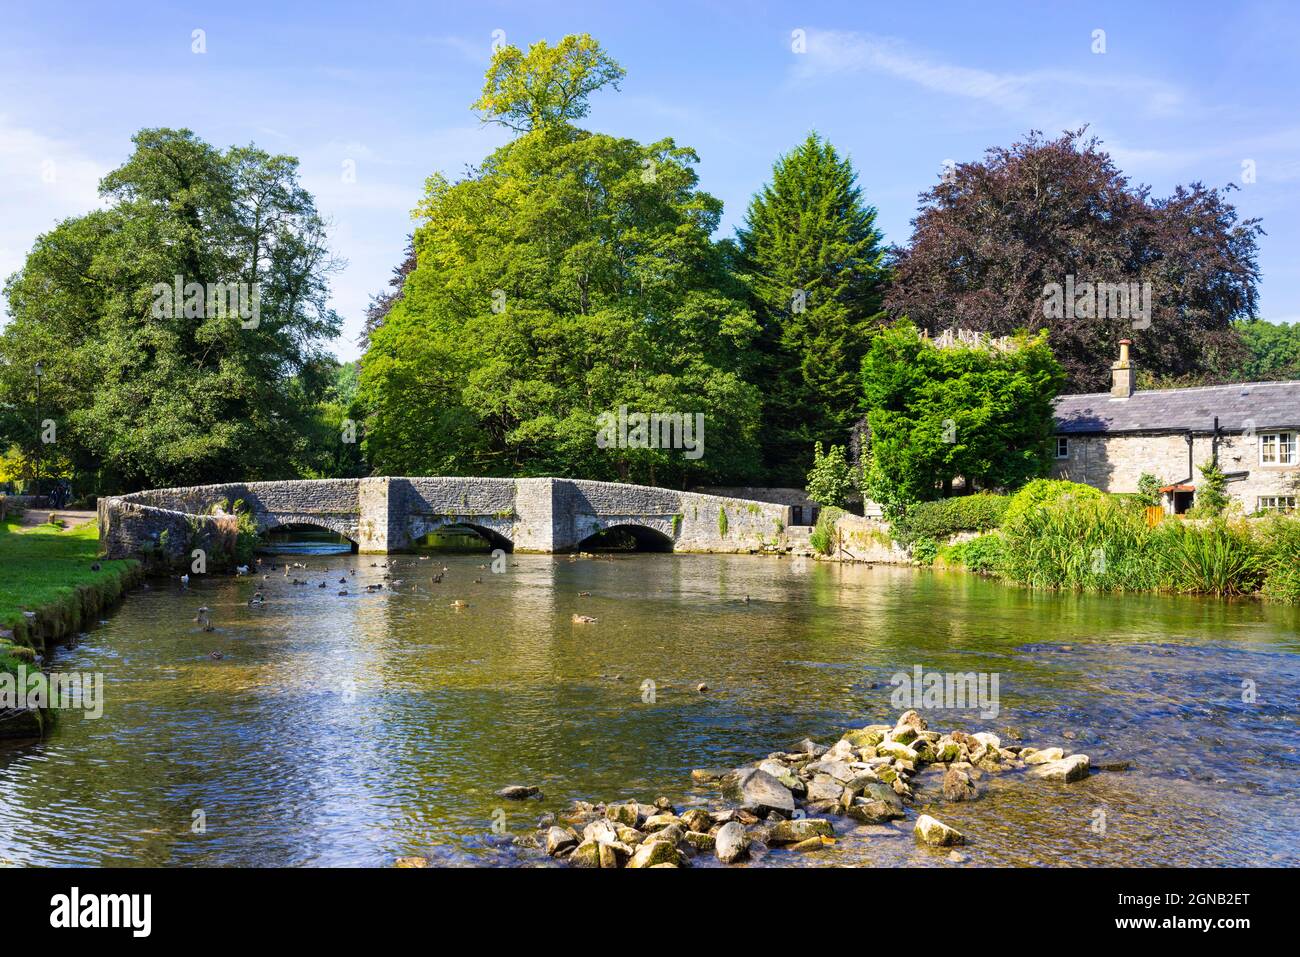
[1259,431,1298,466]
[1257,496,1297,514]
[1054,436,1069,459]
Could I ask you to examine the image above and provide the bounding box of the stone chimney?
[1111,338,1135,398]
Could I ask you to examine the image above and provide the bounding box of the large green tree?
[861,321,1065,514]
[360,37,761,486]
[737,134,889,485]
[0,129,341,491]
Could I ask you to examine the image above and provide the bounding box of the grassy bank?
[0,518,139,670]
[878,479,1300,603]
[933,489,1300,603]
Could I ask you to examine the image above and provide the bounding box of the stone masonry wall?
[1051,432,1299,512]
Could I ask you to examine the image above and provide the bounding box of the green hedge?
[892,493,1009,545]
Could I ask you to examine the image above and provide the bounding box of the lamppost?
[33,360,43,503]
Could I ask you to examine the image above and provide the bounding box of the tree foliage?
[0,129,341,491]
[804,441,857,508]
[1231,318,1300,382]
[737,134,888,483]
[886,129,1262,392]
[861,321,1065,513]
[359,103,762,485]
[473,34,625,132]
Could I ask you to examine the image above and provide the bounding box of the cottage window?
[1257,496,1297,513]
[1054,436,1069,459]
[1259,431,1298,466]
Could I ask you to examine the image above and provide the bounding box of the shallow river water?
[2,550,1298,867]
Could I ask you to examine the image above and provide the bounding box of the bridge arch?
[258,519,360,552]
[406,515,515,552]
[575,523,675,552]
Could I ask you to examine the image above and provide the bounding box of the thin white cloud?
[792,29,1186,118]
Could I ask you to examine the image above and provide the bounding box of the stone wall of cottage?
[1050,432,1299,512]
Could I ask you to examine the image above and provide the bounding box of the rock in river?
[1022,747,1064,765]
[720,768,796,814]
[942,767,978,802]
[571,839,603,868]
[545,826,579,855]
[605,802,641,827]
[914,814,965,847]
[495,785,542,800]
[1029,754,1090,783]
[714,821,750,864]
[628,839,681,869]
[768,818,834,845]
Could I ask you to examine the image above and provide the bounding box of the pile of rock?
[512,710,1090,868]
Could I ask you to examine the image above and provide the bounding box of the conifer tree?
[737,134,889,485]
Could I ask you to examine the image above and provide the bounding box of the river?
[2,548,1297,867]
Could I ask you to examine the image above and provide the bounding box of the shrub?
[1000,494,1153,591]
[1149,519,1264,596]
[1187,461,1230,518]
[717,507,728,538]
[943,533,1006,574]
[891,493,1009,545]
[910,536,939,565]
[1137,472,1163,507]
[1002,478,1103,527]
[809,506,843,556]
[805,442,858,508]
[1260,515,1300,603]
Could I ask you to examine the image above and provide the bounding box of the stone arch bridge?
[98,477,792,561]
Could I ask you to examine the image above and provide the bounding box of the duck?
[209,650,223,660]
[450,600,469,609]
[572,614,597,624]
[318,581,327,589]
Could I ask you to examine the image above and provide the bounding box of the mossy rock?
[841,728,885,749]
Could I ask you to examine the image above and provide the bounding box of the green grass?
[0,520,137,675]
[994,494,1297,600]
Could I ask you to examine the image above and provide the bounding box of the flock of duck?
[174,553,611,655]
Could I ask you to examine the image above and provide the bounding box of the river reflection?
[1,552,1297,867]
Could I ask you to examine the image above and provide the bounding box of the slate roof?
[1053,380,1300,435]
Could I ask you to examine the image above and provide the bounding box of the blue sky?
[2,0,1298,360]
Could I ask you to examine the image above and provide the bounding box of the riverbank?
[0,518,140,738]
[814,485,1300,605]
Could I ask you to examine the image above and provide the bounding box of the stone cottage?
[1052,340,1300,514]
